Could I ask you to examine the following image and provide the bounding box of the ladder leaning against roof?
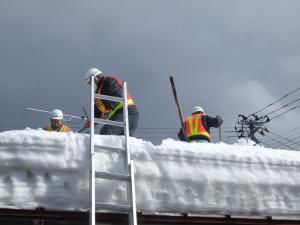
[89,76,137,225]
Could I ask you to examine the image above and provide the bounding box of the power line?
[135,136,177,139]
[286,125,300,134]
[136,131,177,134]
[277,133,300,143]
[263,97,300,116]
[282,135,300,147]
[259,141,273,148]
[280,126,300,140]
[249,87,300,116]
[268,131,300,146]
[262,134,296,150]
[135,130,229,134]
[137,127,178,130]
[0,124,238,130]
[226,134,274,148]
[136,127,236,130]
[0,125,27,128]
[286,132,300,139]
[226,136,238,139]
[269,103,300,121]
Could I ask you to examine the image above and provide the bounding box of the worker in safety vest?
[178,106,223,142]
[83,68,139,136]
[43,109,71,132]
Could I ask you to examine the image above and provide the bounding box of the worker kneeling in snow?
[178,106,223,143]
[43,109,71,132]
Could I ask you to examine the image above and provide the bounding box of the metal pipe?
[27,108,85,120]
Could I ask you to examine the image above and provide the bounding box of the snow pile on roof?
[0,129,300,219]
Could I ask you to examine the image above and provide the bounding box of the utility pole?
[235,114,270,144]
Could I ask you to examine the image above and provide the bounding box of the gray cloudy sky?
[0,0,300,146]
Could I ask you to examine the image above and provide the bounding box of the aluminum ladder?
[89,77,137,225]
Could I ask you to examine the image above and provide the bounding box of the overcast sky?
[0,1,299,146]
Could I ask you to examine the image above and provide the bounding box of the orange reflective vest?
[46,124,71,132]
[185,114,210,140]
[95,77,136,119]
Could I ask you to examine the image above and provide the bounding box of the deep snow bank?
[0,129,300,219]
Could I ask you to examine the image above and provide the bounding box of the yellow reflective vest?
[185,114,210,140]
[46,124,71,132]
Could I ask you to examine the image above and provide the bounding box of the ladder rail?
[89,79,137,225]
[123,82,131,166]
[123,82,137,225]
[130,160,137,225]
[89,76,96,225]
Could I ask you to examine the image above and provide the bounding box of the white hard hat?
[84,67,103,84]
[51,109,63,120]
[192,106,204,114]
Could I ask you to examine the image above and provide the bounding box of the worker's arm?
[206,115,223,128]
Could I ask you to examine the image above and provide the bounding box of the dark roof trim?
[0,208,299,225]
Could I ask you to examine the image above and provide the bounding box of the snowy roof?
[0,129,300,219]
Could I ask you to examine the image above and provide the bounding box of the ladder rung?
[94,118,125,127]
[95,171,130,181]
[96,202,132,212]
[95,145,126,153]
[95,94,123,102]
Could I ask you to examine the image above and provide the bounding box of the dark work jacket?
[178,114,223,142]
[94,75,137,118]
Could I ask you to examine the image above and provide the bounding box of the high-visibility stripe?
[185,114,210,140]
[186,118,191,136]
[46,124,70,132]
[96,96,135,118]
[95,83,112,114]
[94,78,136,118]
[47,125,52,131]
[108,97,135,119]
[95,98,112,114]
[60,125,66,132]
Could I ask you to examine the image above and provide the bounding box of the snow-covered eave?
[1,130,300,220]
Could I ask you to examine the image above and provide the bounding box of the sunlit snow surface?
[0,129,300,219]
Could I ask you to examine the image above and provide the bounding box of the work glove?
[216,115,224,126]
[83,119,91,128]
